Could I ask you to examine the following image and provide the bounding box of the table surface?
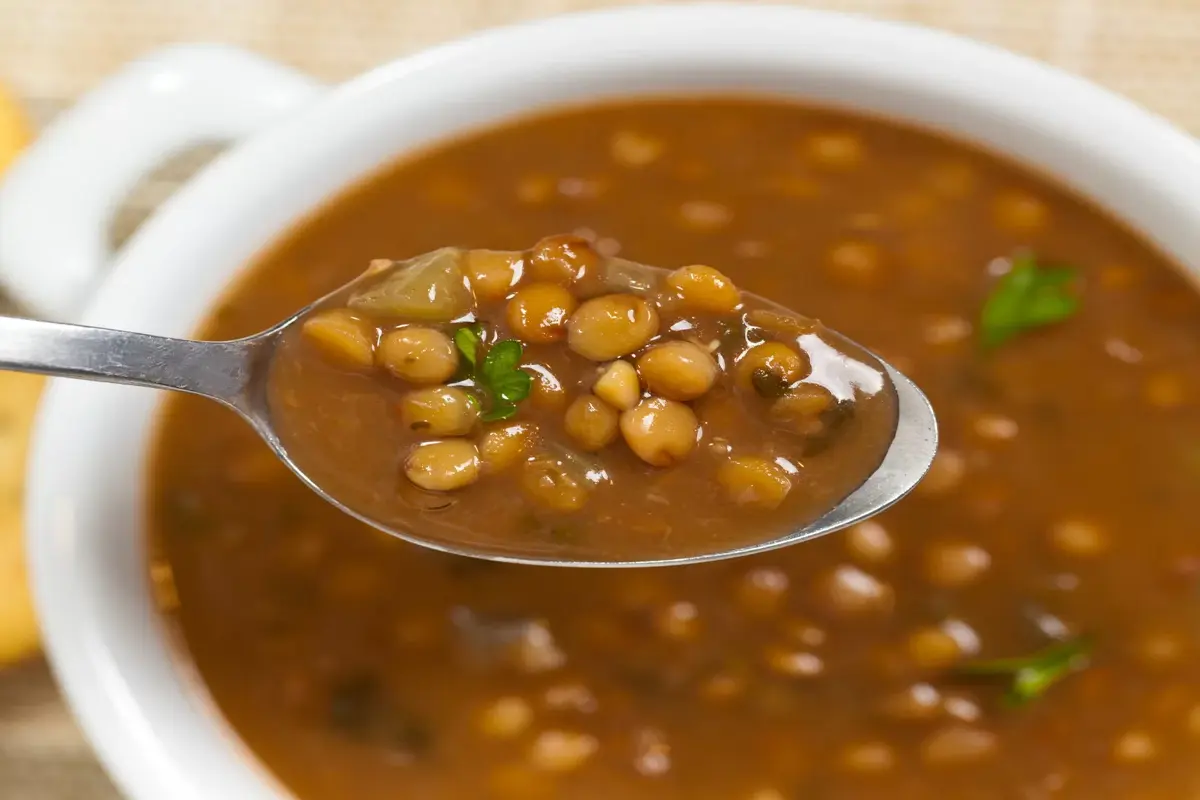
[0,0,1197,797]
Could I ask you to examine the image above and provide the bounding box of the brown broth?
[150,99,1200,799]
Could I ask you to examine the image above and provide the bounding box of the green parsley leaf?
[479,340,531,409]
[979,254,1080,349]
[959,635,1093,707]
[491,370,533,404]
[481,340,523,381]
[454,324,483,367]
[480,404,519,422]
[454,327,531,419]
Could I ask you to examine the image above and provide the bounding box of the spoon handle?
[0,315,263,411]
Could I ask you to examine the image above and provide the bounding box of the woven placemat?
[3,0,1199,134]
[0,1,1196,798]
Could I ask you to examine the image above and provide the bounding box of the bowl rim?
[25,4,1200,800]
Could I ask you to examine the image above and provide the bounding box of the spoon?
[0,251,937,568]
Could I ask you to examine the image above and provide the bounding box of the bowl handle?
[0,44,326,321]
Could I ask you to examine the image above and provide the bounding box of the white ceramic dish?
[1,5,1197,799]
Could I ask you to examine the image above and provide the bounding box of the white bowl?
[2,5,1198,799]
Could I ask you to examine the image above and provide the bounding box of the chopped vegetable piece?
[349,248,475,321]
[593,360,641,411]
[958,635,1093,707]
[743,309,820,338]
[979,254,1079,348]
[602,257,661,296]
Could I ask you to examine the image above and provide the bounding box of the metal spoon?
[0,259,937,568]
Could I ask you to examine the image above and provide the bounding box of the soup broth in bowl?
[149,98,1200,799]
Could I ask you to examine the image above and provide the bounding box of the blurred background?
[0,0,1196,797]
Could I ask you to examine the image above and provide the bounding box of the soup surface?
[269,240,897,562]
[150,99,1200,799]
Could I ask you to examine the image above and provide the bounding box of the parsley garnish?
[455,324,532,421]
[453,323,483,367]
[959,635,1093,707]
[979,254,1079,348]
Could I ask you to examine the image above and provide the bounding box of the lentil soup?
[150,99,1200,799]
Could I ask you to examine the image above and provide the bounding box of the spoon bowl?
[0,249,937,567]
